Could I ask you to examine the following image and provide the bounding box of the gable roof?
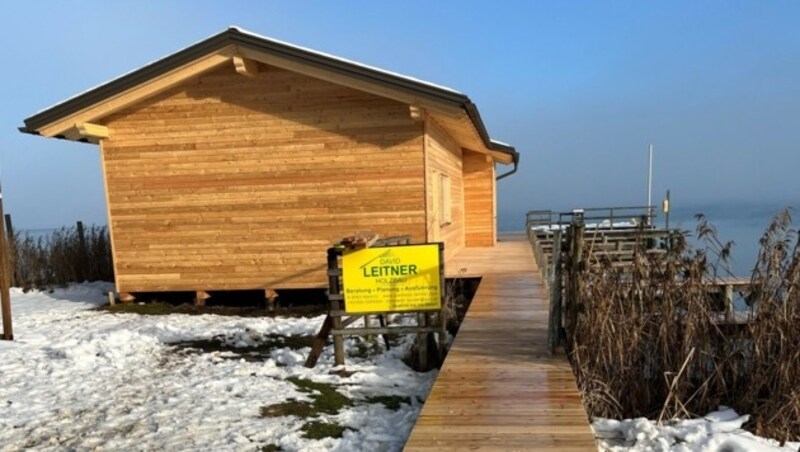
[20,27,518,165]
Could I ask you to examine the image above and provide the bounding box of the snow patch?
[0,283,436,451]
[46,329,160,369]
[594,408,800,451]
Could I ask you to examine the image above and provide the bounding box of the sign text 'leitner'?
[342,244,442,313]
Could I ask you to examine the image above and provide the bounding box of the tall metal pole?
[647,144,653,208]
[0,179,13,340]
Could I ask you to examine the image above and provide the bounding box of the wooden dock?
[405,234,597,451]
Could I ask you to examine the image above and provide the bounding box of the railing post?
[548,228,563,354]
[724,284,734,316]
[565,215,584,350]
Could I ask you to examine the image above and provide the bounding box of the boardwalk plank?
[405,234,597,450]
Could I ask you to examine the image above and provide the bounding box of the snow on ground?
[594,408,800,451]
[0,283,437,451]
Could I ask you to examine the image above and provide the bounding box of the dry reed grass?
[5,225,113,290]
[568,210,800,442]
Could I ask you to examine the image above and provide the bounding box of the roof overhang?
[20,27,518,165]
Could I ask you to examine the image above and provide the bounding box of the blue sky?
[1,1,799,229]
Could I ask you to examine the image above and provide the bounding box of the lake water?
[501,201,799,277]
[666,204,791,277]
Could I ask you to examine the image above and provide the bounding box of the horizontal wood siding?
[101,63,425,292]
[463,151,496,246]
[425,118,464,261]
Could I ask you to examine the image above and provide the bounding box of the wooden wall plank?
[101,63,427,292]
[463,151,496,246]
[424,118,465,260]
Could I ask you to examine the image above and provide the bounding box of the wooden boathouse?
[20,27,518,298]
[21,28,601,449]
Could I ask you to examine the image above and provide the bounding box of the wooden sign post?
[0,181,13,340]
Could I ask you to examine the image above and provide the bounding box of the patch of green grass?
[281,335,315,350]
[105,302,176,315]
[260,401,315,418]
[300,421,347,440]
[169,334,314,362]
[365,395,411,411]
[260,378,352,421]
[287,377,352,414]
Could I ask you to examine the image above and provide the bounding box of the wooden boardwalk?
[405,234,597,451]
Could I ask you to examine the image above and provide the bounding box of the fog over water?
[503,200,798,277]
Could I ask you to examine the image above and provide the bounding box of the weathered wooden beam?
[76,122,109,139]
[233,55,259,77]
[409,105,425,121]
[194,290,211,307]
[265,288,278,311]
[328,248,345,366]
[304,315,333,368]
[0,181,13,341]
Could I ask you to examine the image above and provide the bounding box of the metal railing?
[527,205,657,232]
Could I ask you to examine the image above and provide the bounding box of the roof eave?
[20,27,519,165]
[463,102,518,164]
[21,29,234,133]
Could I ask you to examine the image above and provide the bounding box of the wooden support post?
[0,182,12,340]
[566,221,585,347]
[76,122,109,140]
[409,105,425,121]
[3,214,12,238]
[542,254,550,283]
[378,315,391,350]
[425,312,439,365]
[3,214,15,288]
[264,289,278,311]
[437,310,447,363]
[232,55,259,77]
[724,284,734,316]
[194,291,210,307]
[417,312,428,371]
[363,314,374,343]
[328,248,345,366]
[437,243,447,362]
[548,228,563,355]
[76,221,87,282]
[304,315,333,368]
[107,291,116,306]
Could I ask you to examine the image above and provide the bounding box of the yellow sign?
[342,244,442,314]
